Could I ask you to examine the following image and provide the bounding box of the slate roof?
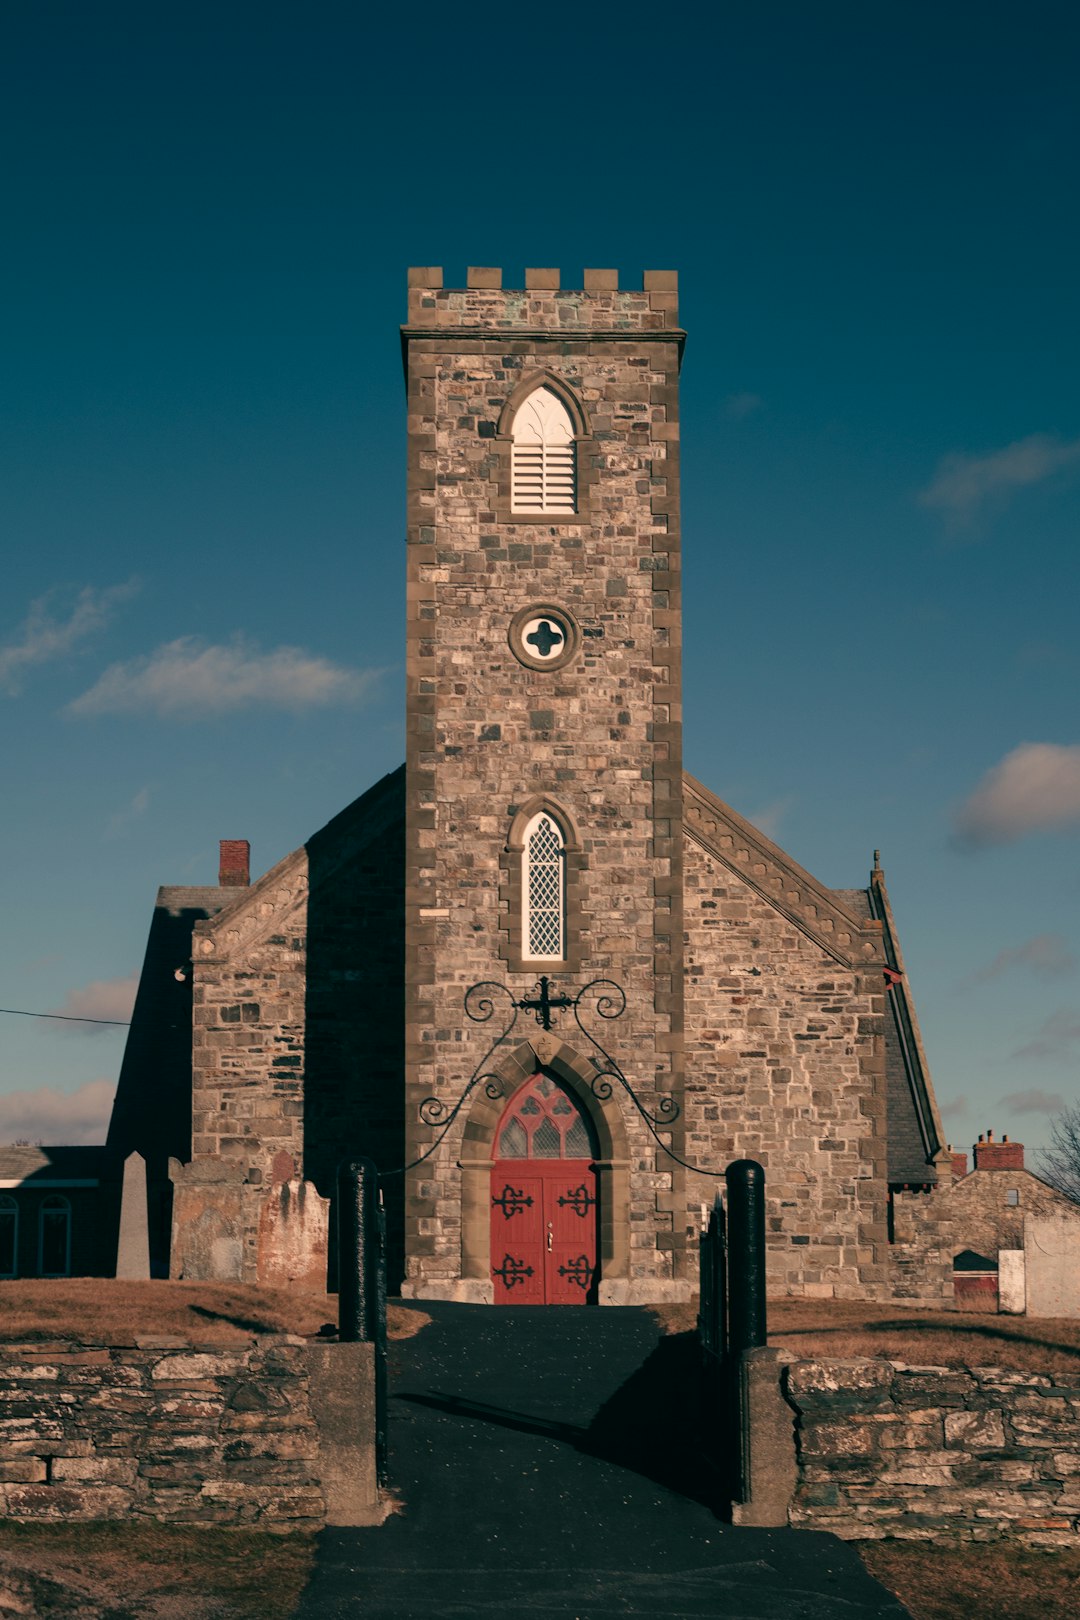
[106,884,236,1174]
[835,878,946,1185]
[0,1144,121,1184]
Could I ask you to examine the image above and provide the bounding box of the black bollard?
[337,1158,381,1343]
[725,1158,767,1354]
[337,1158,388,1484]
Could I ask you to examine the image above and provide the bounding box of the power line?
[0,1006,131,1027]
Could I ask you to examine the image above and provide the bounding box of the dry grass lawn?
[0,1279,427,1345]
[859,1540,1080,1620]
[655,1296,1080,1379]
[654,1300,1080,1616]
[0,1521,314,1619]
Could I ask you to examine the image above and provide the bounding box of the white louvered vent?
[511,386,577,513]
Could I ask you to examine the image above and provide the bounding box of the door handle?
[547,1231,553,1251]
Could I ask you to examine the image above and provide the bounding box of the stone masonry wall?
[683,837,889,1299]
[0,1337,325,1530]
[403,269,688,1300]
[891,1169,1077,1308]
[190,853,308,1197]
[786,1357,1080,1543]
[180,774,405,1286]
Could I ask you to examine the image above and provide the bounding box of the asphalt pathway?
[296,1303,910,1619]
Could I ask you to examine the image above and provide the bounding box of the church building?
[106,268,953,1305]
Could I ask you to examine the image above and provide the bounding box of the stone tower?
[401,267,691,1303]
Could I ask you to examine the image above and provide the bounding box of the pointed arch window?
[496,1073,598,1160]
[511,386,577,514]
[523,812,566,961]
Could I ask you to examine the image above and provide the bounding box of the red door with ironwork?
[491,1072,598,1305]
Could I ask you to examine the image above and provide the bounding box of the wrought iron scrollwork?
[491,1184,534,1220]
[492,1254,534,1290]
[393,971,729,1180]
[570,978,681,1146]
[557,1254,593,1290]
[387,981,518,1176]
[556,1183,597,1218]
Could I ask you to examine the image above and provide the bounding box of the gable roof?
[683,772,881,969]
[684,772,945,1185]
[192,766,405,963]
[0,1145,121,1184]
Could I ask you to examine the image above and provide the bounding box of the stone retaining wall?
[0,1336,376,1531]
[785,1358,1080,1544]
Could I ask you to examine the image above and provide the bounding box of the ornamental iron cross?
[517,975,574,1031]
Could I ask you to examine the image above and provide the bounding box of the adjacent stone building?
[102,268,994,1306]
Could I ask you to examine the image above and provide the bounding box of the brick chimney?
[972,1129,1024,1172]
[947,1143,968,1179]
[218,839,250,887]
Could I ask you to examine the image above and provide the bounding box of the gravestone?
[115,1150,150,1279]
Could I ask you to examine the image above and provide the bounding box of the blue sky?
[2,1,1078,1164]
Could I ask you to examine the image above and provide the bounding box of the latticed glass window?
[495,1072,598,1160]
[511,387,576,513]
[525,813,565,960]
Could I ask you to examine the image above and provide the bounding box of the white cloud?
[1011,1010,1080,1063]
[0,581,138,695]
[47,974,139,1034]
[939,1094,970,1119]
[919,432,1080,520]
[106,786,151,838]
[953,743,1080,847]
[724,392,764,420]
[747,796,794,841]
[972,933,1075,983]
[0,1079,115,1146]
[67,636,382,719]
[999,1088,1066,1116]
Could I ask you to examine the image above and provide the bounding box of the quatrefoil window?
[508,603,580,672]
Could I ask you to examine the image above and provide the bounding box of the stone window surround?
[457,1036,631,1302]
[492,368,595,526]
[500,794,586,976]
[507,600,582,673]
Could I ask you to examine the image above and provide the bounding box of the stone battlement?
[404,267,680,331]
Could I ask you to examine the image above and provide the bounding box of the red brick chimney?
[218,839,250,887]
[972,1129,1024,1172]
[948,1144,968,1179]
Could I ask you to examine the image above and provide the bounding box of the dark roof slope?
[0,1145,121,1184]
[838,873,946,1184]
[106,885,235,1174]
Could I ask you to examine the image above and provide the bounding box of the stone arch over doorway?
[458,1035,631,1304]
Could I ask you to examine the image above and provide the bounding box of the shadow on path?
[398,1325,718,1508]
[296,1303,911,1619]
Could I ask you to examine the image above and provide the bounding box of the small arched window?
[523,812,566,961]
[0,1196,17,1279]
[39,1195,71,1278]
[511,386,576,514]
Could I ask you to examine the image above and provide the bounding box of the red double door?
[490,1072,599,1305]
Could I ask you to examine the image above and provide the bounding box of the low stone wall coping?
[0,1335,377,1532]
[785,1356,1080,1544]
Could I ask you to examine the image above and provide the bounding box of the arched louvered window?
[0,1197,17,1279]
[523,811,565,961]
[511,386,576,514]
